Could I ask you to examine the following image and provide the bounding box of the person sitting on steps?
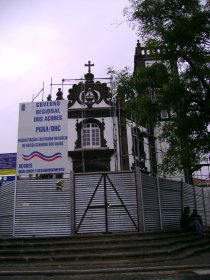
[180,206,205,235]
[191,208,203,226]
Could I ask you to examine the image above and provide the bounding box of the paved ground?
[0,270,210,280]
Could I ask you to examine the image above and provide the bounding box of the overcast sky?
[0,0,137,153]
[0,0,208,179]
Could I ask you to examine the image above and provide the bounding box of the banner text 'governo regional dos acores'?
[17,100,68,175]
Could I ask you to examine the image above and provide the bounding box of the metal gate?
[0,171,209,238]
[74,172,139,234]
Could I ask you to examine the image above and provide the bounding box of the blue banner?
[0,153,17,169]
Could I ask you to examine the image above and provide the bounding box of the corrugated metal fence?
[0,170,209,237]
[140,172,210,232]
[0,178,73,237]
[14,179,72,237]
[0,182,14,236]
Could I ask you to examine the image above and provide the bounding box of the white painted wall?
[154,125,185,181]
[126,120,133,170]
[67,118,78,151]
[70,100,111,110]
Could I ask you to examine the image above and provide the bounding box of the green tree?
[118,0,210,181]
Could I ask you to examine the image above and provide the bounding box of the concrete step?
[0,230,209,268]
[0,230,200,247]
[0,235,207,256]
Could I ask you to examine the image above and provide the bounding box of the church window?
[161,111,168,119]
[75,118,107,149]
[82,123,100,147]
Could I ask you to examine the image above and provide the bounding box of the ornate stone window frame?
[75,118,107,148]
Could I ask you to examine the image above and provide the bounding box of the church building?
[45,41,187,181]
[49,57,154,175]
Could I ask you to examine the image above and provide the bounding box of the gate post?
[103,174,109,234]
[135,168,145,232]
[202,188,207,227]
[181,179,183,211]
[70,171,75,235]
[13,176,17,237]
[156,175,163,230]
[193,185,197,209]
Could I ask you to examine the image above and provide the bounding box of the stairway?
[0,230,209,272]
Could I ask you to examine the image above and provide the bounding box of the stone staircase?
[0,230,210,272]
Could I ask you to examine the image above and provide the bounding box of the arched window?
[75,118,107,149]
[82,123,100,148]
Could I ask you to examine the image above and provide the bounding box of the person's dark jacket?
[180,211,194,229]
[191,212,203,226]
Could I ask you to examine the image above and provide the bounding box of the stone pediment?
[67,72,113,108]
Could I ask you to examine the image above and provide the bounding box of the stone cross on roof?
[85,61,94,73]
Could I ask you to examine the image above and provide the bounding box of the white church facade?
[52,58,154,176]
[36,42,183,180]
